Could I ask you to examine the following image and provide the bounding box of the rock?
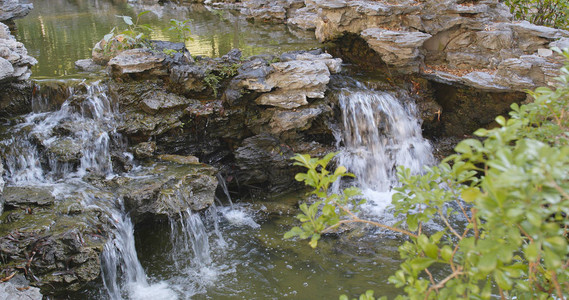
[0,0,33,21]
[132,141,156,159]
[287,6,318,30]
[0,282,42,300]
[254,53,341,108]
[361,28,432,73]
[0,22,37,83]
[304,0,569,91]
[2,186,55,207]
[537,48,553,57]
[74,59,102,72]
[140,89,191,114]
[108,48,166,76]
[157,154,200,164]
[269,105,326,134]
[0,160,4,215]
[0,186,112,295]
[234,133,296,193]
[119,162,217,220]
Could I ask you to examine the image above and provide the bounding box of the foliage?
[504,0,569,29]
[203,63,241,98]
[102,11,153,54]
[168,19,193,43]
[286,49,569,299]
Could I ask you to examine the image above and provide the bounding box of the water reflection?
[13,0,321,78]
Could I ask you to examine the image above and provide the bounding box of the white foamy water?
[335,88,434,217]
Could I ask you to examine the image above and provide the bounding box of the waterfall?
[0,80,162,299]
[336,88,434,214]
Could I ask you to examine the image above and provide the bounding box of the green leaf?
[122,16,134,26]
[137,10,150,17]
[461,187,481,203]
[493,270,512,290]
[477,254,497,273]
[409,257,435,272]
[284,226,303,239]
[309,234,320,248]
[339,295,349,300]
[441,245,453,262]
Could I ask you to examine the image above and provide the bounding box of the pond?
[13,0,322,79]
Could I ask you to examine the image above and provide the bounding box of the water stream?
[2,0,436,298]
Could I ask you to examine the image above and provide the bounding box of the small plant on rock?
[168,19,193,43]
[99,11,153,57]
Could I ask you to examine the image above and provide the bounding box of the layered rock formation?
[0,22,36,83]
[233,0,569,92]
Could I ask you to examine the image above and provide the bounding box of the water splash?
[336,88,434,215]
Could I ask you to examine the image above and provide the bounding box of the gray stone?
[269,106,324,134]
[0,0,33,21]
[0,22,36,83]
[361,28,432,72]
[0,282,42,300]
[108,48,166,75]
[120,162,217,218]
[74,59,102,72]
[140,90,190,114]
[3,186,56,207]
[132,141,156,159]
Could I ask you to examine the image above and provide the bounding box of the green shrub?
[505,0,569,29]
[286,49,569,299]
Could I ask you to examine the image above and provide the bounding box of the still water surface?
[13,0,321,78]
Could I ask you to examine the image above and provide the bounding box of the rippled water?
[13,0,321,78]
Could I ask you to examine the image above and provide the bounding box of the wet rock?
[108,48,166,76]
[132,141,156,159]
[119,162,217,221]
[0,187,111,296]
[74,59,102,73]
[45,137,82,163]
[169,64,208,94]
[2,186,55,207]
[0,281,42,300]
[0,0,33,21]
[157,154,200,164]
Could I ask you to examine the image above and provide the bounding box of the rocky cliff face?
[231,0,569,93]
[87,44,341,195]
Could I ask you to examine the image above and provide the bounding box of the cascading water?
[335,87,434,215]
[0,80,169,299]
